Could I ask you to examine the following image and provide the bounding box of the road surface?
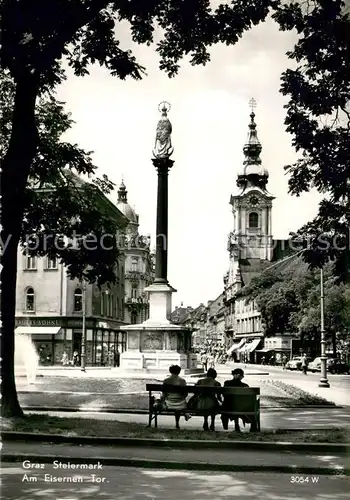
[1,464,349,500]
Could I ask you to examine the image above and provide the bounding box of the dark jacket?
[222,378,248,409]
[221,378,252,424]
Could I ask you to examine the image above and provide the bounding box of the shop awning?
[244,338,261,353]
[15,326,61,335]
[256,348,272,353]
[237,340,249,353]
[227,339,245,355]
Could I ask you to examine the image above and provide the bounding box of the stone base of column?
[120,325,197,373]
[143,282,177,325]
[120,281,196,373]
[120,349,199,373]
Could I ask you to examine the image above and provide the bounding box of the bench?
[146,383,260,431]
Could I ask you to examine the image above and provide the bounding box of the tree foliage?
[2,0,277,86]
[239,257,350,353]
[272,0,350,280]
[1,69,125,286]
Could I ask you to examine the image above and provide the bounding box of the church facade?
[223,105,291,362]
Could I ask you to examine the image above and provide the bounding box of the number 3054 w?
[290,476,319,484]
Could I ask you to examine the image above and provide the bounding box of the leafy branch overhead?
[1,0,277,86]
[273,0,350,277]
[1,68,125,287]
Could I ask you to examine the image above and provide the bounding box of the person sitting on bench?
[163,364,191,429]
[195,368,221,431]
[221,368,257,432]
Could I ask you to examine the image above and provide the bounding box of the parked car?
[285,357,302,370]
[328,361,350,374]
[308,357,322,372]
[308,357,338,373]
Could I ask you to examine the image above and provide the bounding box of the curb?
[2,453,348,475]
[2,431,349,453]
[23,406,149,414]
[22,404,342,412]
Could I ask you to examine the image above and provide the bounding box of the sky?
[56,13,320,309]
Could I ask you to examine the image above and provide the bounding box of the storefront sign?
[16,318,62,327]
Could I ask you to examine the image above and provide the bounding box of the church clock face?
[250,196,259,206]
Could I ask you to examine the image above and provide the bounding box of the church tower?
[116,180,139,236]
[116,180,155,325]
[225,99,275,299]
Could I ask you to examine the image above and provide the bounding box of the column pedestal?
[120,281,198,373]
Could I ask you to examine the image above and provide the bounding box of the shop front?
[232,336,263,363]
[15,317,127,366]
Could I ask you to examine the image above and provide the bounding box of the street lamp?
[319,266,330,388]
[80,280,87,372]
[104,290,110,366]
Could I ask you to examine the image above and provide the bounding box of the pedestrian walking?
[61,351,68,366]
[208,352,215,369]
[282,354,288,370]
[73,350,79,366]
[201,352,208,372]
[108,350,114,367]
[114,350,120,367]
[301,354,308,375]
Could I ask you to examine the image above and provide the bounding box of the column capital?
[152,158,174,174]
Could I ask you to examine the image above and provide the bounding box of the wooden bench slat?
[146,384,260,395]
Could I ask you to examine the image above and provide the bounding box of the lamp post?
[80,280,87,372]
[104,290,110,366]
[319,266,330,388]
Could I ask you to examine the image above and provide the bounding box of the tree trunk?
[1,75,39,417]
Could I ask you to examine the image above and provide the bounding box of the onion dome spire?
[237,99,269,191]
[243,99,262,167]
[118,179,128,203]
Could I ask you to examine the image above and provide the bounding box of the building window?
[131,312,137,324]
[248,212,259,228]
[131,286,137,299]
[25,287,35,311]
[131,259,138,272]
[74,288,83,312]
[46,256,58,269]
[110,295,114,318]
[106,293,112,317]
[24,254,37,270]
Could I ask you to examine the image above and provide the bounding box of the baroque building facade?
[115,181,155,325]
[15,175,129,366]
